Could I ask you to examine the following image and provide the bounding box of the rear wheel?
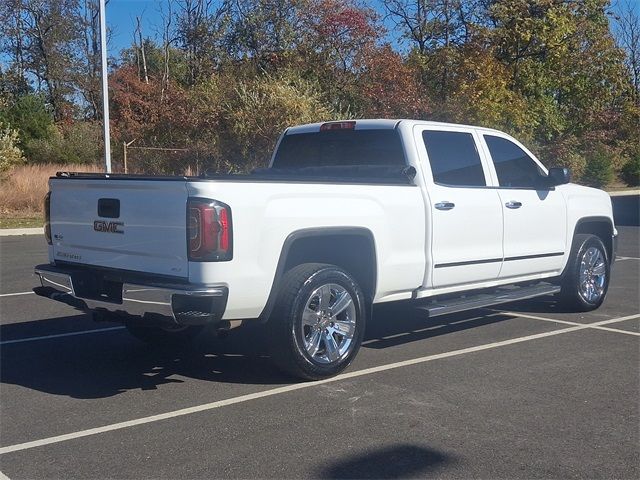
[125,322,204,345]
[560,234,610,311]
[268,263,367,380]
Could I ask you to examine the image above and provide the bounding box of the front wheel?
[268,263,367,380]
[560,234,610,311]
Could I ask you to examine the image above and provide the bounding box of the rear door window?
[422,130,486,187]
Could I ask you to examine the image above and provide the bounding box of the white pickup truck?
[35,119,617,379]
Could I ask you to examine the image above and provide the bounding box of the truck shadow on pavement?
[314,444,455,479]
[0,304,531,399]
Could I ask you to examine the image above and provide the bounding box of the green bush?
[25,122,102,165]
[222,71,345,170]
[582,148,614,188]
[2,94,54,148]
[620,154,640,187]
[0,122,26,173]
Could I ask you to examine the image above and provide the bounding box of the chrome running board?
[418,283,561,317]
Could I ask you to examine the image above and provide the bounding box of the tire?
[268,263,367,380]
[125,322,204,345]
[560,234,610,312]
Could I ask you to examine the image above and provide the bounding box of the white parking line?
[0,470,10,480]
[0,291,34,298]
[0,326,126,345]
[616,256,640,261]
[0,314,635,456]
[498,311,640,337]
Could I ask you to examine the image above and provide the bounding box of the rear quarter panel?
[186,181,426,320]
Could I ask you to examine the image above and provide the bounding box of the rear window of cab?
[272,129,406,169]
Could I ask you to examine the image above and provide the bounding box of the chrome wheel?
[578,246,607,304]
[300,283,357,365]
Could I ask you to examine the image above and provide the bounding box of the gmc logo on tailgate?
[94,220,124,234]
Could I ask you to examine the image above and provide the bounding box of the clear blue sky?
[108,0,160,55]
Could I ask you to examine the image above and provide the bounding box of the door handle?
[505,201,522,209]
[435,201,455,211]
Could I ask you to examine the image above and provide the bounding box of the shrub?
[0,122,25,173]
[223,71,344,170]
[620,154,640,186]
[582,147,614,188]
[25,122,102,165]
[1,94,54,150]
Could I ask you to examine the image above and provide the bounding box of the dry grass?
[0,164,102,218]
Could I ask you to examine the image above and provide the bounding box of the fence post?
[123,141,127,173]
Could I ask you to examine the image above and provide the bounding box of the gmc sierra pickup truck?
[34,119,617,380]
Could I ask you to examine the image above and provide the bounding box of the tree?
[77,0,102,119]
[175,0,231,85]
[0,0,83,121]
[614,0,640,105]
[226,0,304,70]
[296,0,384,111]
[358,45,429,118]
[384,0,486,96]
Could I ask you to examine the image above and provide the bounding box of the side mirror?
[547,167,571,186]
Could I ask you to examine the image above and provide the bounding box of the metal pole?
[123,139,136,174]
[99,0,111,173]
[123,142,127,173]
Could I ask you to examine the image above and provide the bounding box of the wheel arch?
[258,227,377,322]
[572,216,615,264]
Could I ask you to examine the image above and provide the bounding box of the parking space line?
[0,292,34,298]
[0,326,127,346]
[498,311,640,337]
[0,470,10,480]
[0,314,634,456]
[616,256,640,261]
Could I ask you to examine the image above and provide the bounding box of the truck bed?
[53,164,417,185]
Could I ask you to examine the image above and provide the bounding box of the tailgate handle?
[98,198,120,218]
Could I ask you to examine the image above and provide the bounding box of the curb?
[608,190,640,197]
[0,228,43,237]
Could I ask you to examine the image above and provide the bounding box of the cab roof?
[285,119,505,136]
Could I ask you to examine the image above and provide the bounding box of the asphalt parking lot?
[0,207,638,478]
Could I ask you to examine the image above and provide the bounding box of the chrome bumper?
[34,265,227,325]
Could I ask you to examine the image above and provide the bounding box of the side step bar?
[418,283,561,318]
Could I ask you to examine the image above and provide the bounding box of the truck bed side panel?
[185,181,427,320]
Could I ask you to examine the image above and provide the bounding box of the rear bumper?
[34,264,228,326]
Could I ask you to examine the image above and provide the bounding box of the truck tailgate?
[49,179,189,278]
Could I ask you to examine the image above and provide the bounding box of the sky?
[106,0,640,60]
[108,0,163,54]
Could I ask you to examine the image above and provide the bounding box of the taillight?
[187,198,232,261]
[44,191,52,245]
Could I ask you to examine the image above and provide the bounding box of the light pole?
[99,0,112,173]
